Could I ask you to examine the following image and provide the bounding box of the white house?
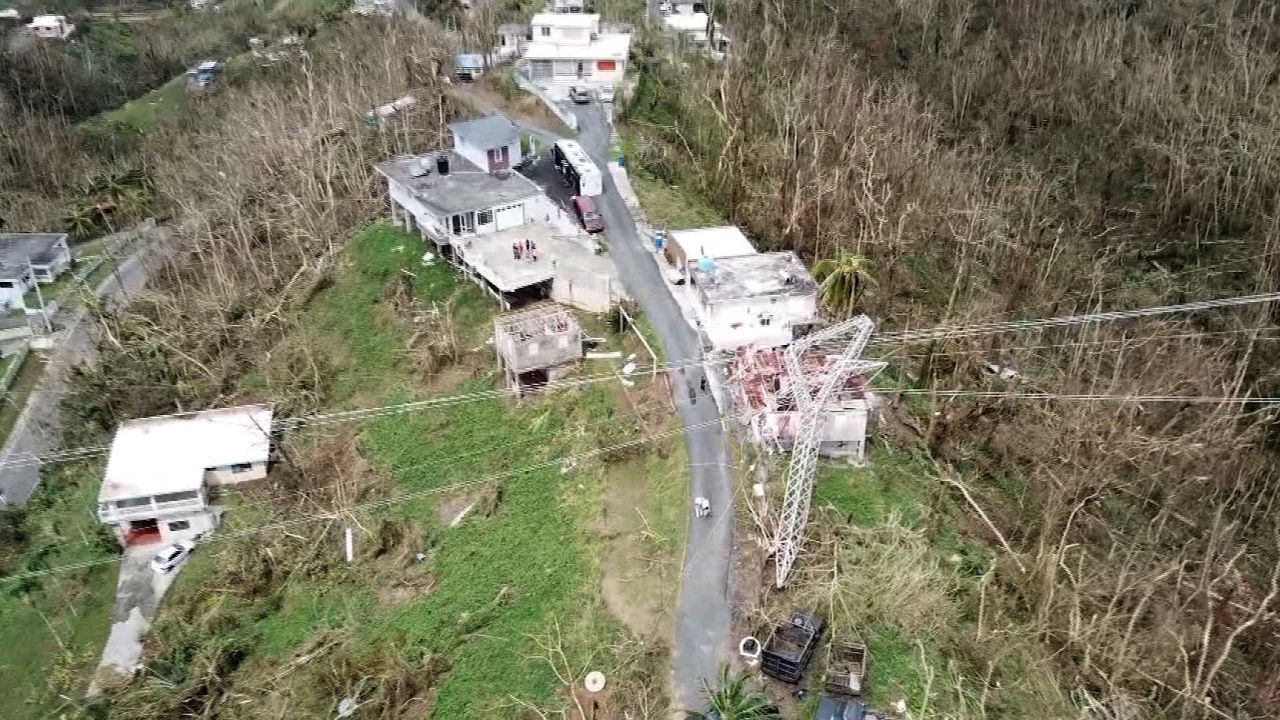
[449,114,523,173]
[0,233,72,311]
[666,225,756,279]
[689,251,819,351]
[377,150,559,245]
[521,13,630,90]
[548,0,586,12]
[97,404,274,548]
[25,14,74,39]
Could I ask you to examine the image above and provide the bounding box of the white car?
[597,86,615,103]
[151,540,195,574]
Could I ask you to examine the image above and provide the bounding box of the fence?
[0,344,30,396]
[514,69,580,131]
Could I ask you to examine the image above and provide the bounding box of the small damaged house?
[689,250,819,352]
[97,404,274,547]
[494,303,583,394]
[729,347,882,462]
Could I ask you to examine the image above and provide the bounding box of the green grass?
[86,75,188,135]
[0,352,46,443]
[628,171,726,230]
[104,224,683,718]
[0,462,120,720]
[813,446,938,528]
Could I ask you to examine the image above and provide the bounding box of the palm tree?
[812,249,877,318]
[689,666,782,720]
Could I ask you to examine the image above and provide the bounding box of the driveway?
[0,226,168,505]
[87,543,181,695]
[572,102,734,711]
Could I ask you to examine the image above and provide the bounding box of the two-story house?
[449,114,524,173]
[0,233,72,311]
[25,15,75,40]
[97,404,274,547]
[377,150,558,247]
[521,13,630,90]
[689,251,819,351]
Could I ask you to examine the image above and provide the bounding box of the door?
[494,203,525,230]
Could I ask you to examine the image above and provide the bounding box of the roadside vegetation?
[2,8,688,719]
[624,1,1280,718]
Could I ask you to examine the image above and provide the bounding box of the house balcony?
[98,495,206,524]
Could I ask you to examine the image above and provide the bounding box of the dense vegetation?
[625,1,1280,718]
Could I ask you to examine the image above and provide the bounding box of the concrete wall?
[204,460,268,487]
[454,137,523,173]
[699,293,817,351]
[513,71,579,131]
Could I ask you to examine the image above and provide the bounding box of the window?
[115,496,152,509]
[168,520,191,531]
[155,490,199,504]
[477,209,494,225]
[759,315,772,326]
[597,60,616,71]
[230,463,253,474]
[540,26,551,36]
[0,281,12,288]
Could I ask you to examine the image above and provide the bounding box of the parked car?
[597,86,615,103]
[568,86,591,104]
[150,540,196,574]
[573,195,604,233]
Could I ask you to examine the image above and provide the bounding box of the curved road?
[572,104,733,711]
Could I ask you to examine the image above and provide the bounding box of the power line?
[1,416,730,585]
[6,291,1278,472]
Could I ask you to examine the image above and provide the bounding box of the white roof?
[531,12,599,28]
[99,404,274,502]
[523,33,631,60]
[29,14,67,24]
[671,226,756,260]
[664,13,708,31]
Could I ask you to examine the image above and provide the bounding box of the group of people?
[511,238,539,262]
[693,496,712,518]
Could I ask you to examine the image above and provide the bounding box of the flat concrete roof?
[454,222,616,295]
[522,33,631,60]
[670,226,755,260]
[531,12,599,27]
[377,150,542,216]
[99,404,274,502]
[691,251,818,303]
[0,233,67,277]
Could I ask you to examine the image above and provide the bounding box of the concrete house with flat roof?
[689,251,819,351]
[522,13,630,91]
[97,404,274,547]
[0,233,72,311]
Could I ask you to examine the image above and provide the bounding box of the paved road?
[87,544,181,695]
[0,230,167,505]
[572,103,732,711]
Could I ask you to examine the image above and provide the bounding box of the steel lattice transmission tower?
[774,315,885,588]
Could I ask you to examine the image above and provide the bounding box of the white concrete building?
[521,13,630,90]
[495,23,530,59]
[449,114,523,173]
[97,405,274,548]
[665,225,756,279]
[25,15,75,40]
[0,233,72,311]
[689,251,818,351]
[548,0,586,12]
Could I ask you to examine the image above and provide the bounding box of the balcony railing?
[98,495,206,523]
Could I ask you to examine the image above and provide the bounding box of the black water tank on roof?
[437,154,450,175]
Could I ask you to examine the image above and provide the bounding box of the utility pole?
[27,258,52,333]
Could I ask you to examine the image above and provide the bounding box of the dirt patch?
[447,80,570,135]
[377,573,437,607]
[597,464,672,639]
